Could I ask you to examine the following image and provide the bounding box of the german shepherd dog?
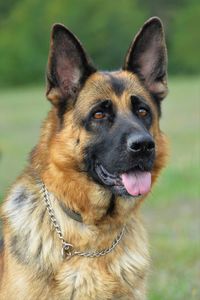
[0,17,168,299]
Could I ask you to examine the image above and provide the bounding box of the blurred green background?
[0,0,199,299]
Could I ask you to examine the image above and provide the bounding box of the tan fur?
[0,67,168,299]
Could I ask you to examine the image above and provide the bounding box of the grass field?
[0,77,199,299]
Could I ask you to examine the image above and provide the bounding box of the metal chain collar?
[41,181,125,259]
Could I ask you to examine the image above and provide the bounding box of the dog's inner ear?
[123,17,168,101]
[46,24,96,106]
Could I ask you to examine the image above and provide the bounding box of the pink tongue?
[121,171,151,197]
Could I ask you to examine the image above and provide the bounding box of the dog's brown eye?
[138,108,148,118]
[93,111,106,119]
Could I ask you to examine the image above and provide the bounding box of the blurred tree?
[138,0,187,25]
[0,0,19,24]
[0,0,147,86]
[169,0,200,74]
[67,0,148,69]
[0,0,199,86]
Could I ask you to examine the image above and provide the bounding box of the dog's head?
[44,17,168,202]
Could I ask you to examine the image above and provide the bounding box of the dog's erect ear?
[46,24,96,106]
[123,17,168,101]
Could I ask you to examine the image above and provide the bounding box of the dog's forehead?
[77,70,154,112]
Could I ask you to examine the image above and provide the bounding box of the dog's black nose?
[127,133,155,154]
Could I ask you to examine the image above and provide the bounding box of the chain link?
[40,181,125,259]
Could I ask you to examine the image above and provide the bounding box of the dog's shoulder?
[2,174,42,223]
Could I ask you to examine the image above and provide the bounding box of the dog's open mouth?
[95,163,151,197]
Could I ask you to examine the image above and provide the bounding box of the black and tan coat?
[0,17,168,300]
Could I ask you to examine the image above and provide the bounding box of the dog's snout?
[127,133,155,154]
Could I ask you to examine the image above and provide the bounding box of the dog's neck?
[39,162,141,230]
[59,201,83,223]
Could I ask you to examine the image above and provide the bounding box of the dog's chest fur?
[2,182,149,300]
